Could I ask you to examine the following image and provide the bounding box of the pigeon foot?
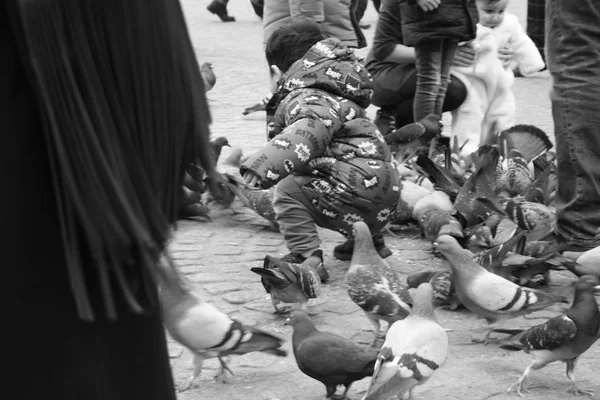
[566,385,594,397]
[507,380,529,397]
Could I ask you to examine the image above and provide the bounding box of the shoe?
[281,250,329,282]
[207,1,236,22]
[250,0,263,18]
[374,107,395,136]
[333,233,392,261]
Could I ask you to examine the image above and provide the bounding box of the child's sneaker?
[281,250,329,282]
[333,233,392,261]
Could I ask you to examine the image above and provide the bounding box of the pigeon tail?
[227,323,288,357]
[499,125,553,163]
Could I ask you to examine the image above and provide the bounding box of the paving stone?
[222,291,264,305]
[203,282,244,295]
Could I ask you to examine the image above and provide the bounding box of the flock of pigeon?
[161,117,600,399]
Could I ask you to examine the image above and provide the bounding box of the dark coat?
[241,39,400,235]
[400,0,478,46]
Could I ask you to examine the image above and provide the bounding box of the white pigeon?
[363,283,448,400]
[434,234,566,343]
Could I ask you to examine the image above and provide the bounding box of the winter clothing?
[263,0,366,49]
[365,0,467,129]
[399,0,478,46]
[451,14,545,154]
[547,0,600,249]
[241,38,400,253]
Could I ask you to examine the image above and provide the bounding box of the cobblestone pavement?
[167,1,599,399]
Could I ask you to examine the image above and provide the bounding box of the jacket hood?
[277,38,373,108]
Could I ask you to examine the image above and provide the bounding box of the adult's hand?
[498,43,515,68]
[417,0,440,12]
[453,43,476,67]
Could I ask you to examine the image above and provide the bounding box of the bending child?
[451,0,545,155]
[240,20,400,272]
[400,0,478,124]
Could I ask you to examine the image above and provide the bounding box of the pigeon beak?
[432,242,439,251]
[284,318,291,326]
[593,285,600,295]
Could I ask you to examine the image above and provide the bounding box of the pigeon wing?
[518,315,577,351]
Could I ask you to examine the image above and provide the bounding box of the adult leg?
[527,0,546,62]
[546,0,600,248]
[207,0,235,22]
[414,40,443,121]
[395,71,467,128]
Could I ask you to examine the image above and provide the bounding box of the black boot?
[374,107,396,136]
[207,0,235,22]
[333,233,392,261]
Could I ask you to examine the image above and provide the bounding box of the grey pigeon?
[285,310,378,399]
[200,62,216,92]
[363,283,448,400]
[346,221,412,345]
[251,255,321,314]
[156,258,286,389]
[433,234,566,344]
[497,275,600,397]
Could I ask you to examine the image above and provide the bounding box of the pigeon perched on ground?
[407,268,460,310]
[419,209,464,243]
[285,310,378,399]
[250,254,321,314]
[433,234,566,343]
[495,275,600,397]
[363,283,448,400]
[201,62,216,92]
[385,114,442,160]
[156,258,286,389]
[223,172,278,230]
[346,221,412,345]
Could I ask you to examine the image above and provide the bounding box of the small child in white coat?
[450,0,545,155]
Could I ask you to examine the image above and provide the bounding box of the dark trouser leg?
[547,0,600,247]
[414,40,443,121]
[434,39,459,117]
[527,0,546,62]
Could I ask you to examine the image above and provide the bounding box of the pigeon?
[496,275,600,397]
[563,245,600,278]
[223,172,278,230]
[250,254,321,314]
[433,234,566,343]
[385,114,442,150]
[178,186,211,220]
[346,221,412,345]
[496,125,553,196]
[200,62,216,92]
[285,310,378,399]
[390,180,432,225]
[411,190,454,222]
[156,258,286,388]
[415,153,462,201]
[363,283,449,400]
[407,268,460,310]
[419,210,464,243]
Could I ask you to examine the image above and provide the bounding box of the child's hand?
[498,44,515,68]
[417,0,440,11]
[243,170,262,188]
[453,43,476,67]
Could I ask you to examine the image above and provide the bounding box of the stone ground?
[167,1,599,399]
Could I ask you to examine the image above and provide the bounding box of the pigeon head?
[212,136,230,149]
[432,234,461,255]
[411,283,437,321]
[573,275,600,295]
[285,310,313,327]
[351,221,381,262]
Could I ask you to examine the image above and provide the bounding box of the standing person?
[526,0,545,62]
[545,0,600,253]
[241,20,399,267]
[3,0,215,398]
[207,0,236,22]
[400,0,478,125]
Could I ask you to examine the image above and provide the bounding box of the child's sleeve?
[240,97,342,189]
[507,15,545,76]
